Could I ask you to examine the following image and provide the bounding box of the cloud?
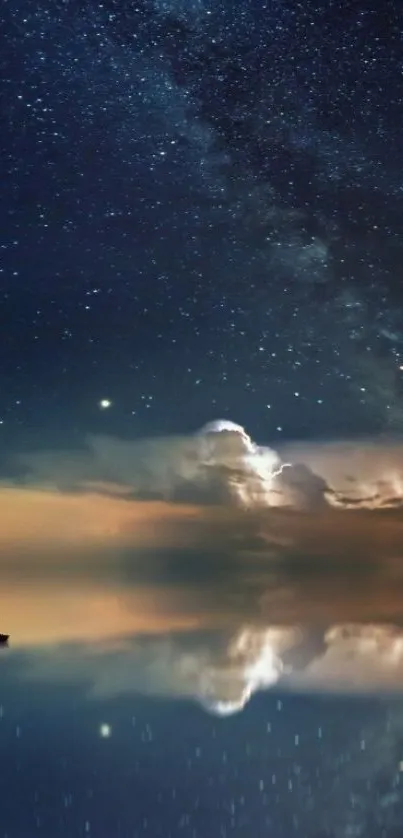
[278,437,403,508]
[15,421,403,510]
[14,626,290,716]
[16,419,286,507]
[3,420,403,712]
[11,622,403,717]
[289,624,403,693]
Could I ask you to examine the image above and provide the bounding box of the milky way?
[2,0,403,446]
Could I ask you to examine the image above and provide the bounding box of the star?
[98,399,112,410]
[99,723,112,738]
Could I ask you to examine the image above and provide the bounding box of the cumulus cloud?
[291,624,403,692]
[16,418,287,507]
[3,420,403,713]
[15,626,292,716]
[278,437,403,508]
[11,622,403,717]
[15,420,403,510]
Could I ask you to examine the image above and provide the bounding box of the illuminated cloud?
[16,420,403,510]
[279,438,403,508]
[10,626,292,715]
[3,420,403,712]
[16,419,290,507]
[11,622,403,716]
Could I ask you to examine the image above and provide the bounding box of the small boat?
[0,634,9,645]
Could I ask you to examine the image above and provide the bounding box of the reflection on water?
[2,556,403,837]
[2,425,403,834]
[4,577,403,714]
[2,642,403,838]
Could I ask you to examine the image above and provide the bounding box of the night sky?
[2,0,403,449]
[3,1,403,836]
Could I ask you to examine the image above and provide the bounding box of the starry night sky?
[3,1,403,836]
[2,0,403,451]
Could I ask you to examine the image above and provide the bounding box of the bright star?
[99,399,112,410]
[99,723,111,738]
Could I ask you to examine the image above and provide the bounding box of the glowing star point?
[98,399,112,410]
[99,723,111,738]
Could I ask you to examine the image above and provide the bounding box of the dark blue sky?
[2,0,403,451]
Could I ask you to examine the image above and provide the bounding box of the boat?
[0,634,9,645]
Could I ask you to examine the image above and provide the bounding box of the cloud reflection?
[2,421,403,713]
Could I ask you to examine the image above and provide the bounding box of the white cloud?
[15,622,403,716]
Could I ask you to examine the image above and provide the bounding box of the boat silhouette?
[0,634,9,646]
